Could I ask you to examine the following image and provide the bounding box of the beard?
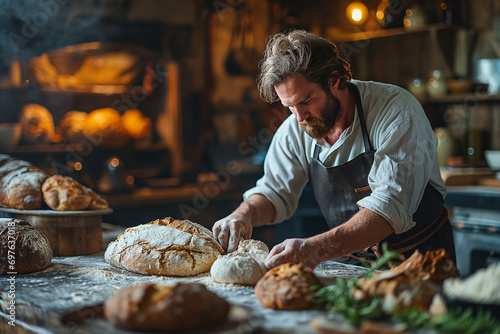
[299,89,342,139]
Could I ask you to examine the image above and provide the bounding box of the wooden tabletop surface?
[0,234,367,334]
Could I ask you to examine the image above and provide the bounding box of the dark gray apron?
[309,82,456,262]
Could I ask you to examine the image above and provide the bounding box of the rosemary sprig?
[429,307,500,334]
[313,243,402,326]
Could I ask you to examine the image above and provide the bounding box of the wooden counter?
[0,228,367,334]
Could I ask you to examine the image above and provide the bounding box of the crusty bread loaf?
[104,282,230,332]
[122,109,152,145]
[255,263,322,310]
[42,175,91,210]
[0,218,53,274]
[19,103,55,144]
[0,155,48,210]
[42,175,109,211]
[86,108,129,148]
[104,217,223,276]
[59,111,88,143]
[86,186,109,210]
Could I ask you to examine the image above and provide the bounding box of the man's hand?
[213,194,276,253]
[212,212,252,253]
[264,238,321,270]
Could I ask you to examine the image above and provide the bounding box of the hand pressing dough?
[211,238,269,285]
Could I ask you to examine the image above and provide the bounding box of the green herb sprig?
[313,243,500,333]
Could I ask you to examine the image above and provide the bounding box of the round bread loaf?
[104,282,230,332]
[122,109,152,144]
[19,104,55,144]
[255,263,322,310]
[86,108,129,148]
[59,111,88,143]
[211,251,267,285]
[104,217,223,276]
[0,218,53,274]
[104,283,230,332]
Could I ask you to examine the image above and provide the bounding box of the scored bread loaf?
[105,217,223,276]
[0,218,53,274]
[104,282,230,332]
[0,155,48,210]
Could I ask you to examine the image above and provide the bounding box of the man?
[212,30,456,270]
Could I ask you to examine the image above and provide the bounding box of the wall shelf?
[418,93,500,105]
[328,23,456,43]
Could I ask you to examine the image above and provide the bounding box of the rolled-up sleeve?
[243,117,310,224]
[357,113,438,234]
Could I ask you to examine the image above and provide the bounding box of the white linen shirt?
[243,80,446,234]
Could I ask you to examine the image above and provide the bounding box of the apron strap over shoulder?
[347,82,373,152]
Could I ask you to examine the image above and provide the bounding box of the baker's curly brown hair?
[257,30,352,103]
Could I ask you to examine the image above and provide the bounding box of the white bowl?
[485,150,500,171]
[0,123,22,150]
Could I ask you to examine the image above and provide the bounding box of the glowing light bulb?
[111,158,119,168]
[346,2,369,25]
[352,9,362,22]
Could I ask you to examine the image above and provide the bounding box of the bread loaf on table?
[105,217,223,276]
[255,263,323,310]
[0,155,48,210]
[104,282,230,332]
[0,218,53,274]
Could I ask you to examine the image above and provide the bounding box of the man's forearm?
[234,194,276,227]
[308,208,395,262]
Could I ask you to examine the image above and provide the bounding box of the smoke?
[0,0,119,75]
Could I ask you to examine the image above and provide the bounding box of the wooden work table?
[0,227,367,334]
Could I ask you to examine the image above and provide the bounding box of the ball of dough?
[211,251,267,285]
[238,239,269,262]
